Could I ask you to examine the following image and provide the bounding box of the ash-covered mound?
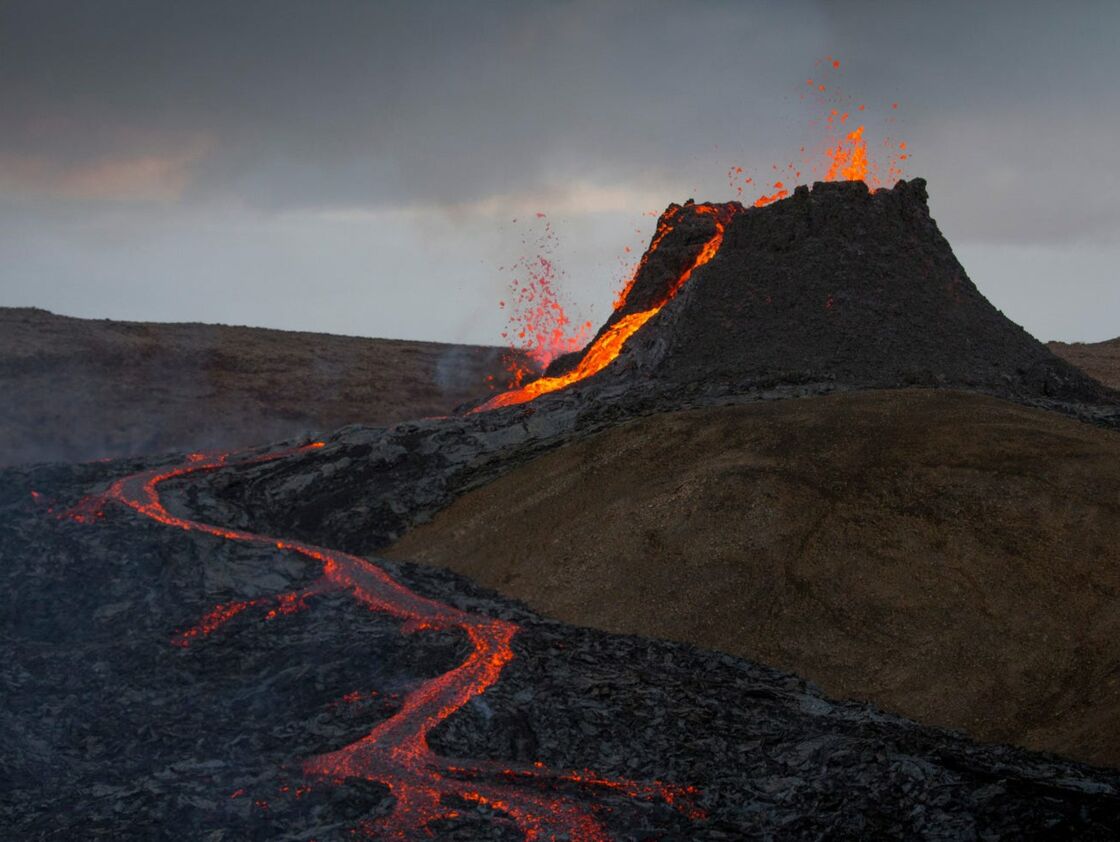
[564,179,1114,412]
[386,389,1120,768]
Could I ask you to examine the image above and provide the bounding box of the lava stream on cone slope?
[475,201,740,412]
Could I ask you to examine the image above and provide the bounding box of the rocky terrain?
[5,438,1120,839]
[1050,337,1120,390]
[6,179,1120,839]
[0,307,515,466]
[388,388,1120,768]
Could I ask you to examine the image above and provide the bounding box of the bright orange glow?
[63,444,702,838]
[753,181,788,208]
[731,54,910,203]
[475,204,734,412]
[481,53,912,413]
[825,125,869,181]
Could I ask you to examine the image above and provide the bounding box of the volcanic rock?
[601,180,1114,409]
[5,451,1120,839]
[542,201,729,380]
[189,181,1120,560]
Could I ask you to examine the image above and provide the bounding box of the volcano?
[484,178,1115,418]
[6,179,1120,840]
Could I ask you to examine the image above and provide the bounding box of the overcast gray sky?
[2,0,1118,345]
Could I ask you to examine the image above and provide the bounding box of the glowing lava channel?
[474,204,736,412]
[66,445,701,840]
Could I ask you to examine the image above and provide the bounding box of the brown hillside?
[1050,337,1120,390]
[388,389,1120,768]
[0,308,509,465]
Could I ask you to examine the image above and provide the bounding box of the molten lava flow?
[474,204,736,412]
[66,445,700,839]
[753,181,789,208]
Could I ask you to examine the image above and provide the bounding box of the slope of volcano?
[1050,337,1120,391]
[210,179,1118,575]
[387,388,1120,768]
[0,307,514,465]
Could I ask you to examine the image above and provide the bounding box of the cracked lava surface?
[64,445,701,840]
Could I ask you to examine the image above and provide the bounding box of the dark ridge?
[0,306,521,466]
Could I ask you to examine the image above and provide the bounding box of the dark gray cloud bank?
[2,0,1118,343]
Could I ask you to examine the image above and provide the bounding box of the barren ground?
[0,308,510,465]
[388,389,1120,768]
[1050,337,1120,390]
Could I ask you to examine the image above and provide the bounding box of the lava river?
[65,445,701,840]
[475,202,739,412]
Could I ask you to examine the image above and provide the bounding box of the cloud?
[0,135,212,201]
[0,1,823,209]
[4,1,1117,244]
[919,110,1120,245]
